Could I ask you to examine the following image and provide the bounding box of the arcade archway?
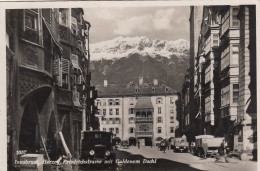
[19,102,40,153]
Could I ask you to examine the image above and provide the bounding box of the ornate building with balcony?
[6,8,97,169]
[95,77,179,146]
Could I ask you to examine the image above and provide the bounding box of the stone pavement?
[119,146,258,171]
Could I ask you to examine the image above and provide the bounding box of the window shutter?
[61,58,69,74]
[53,58,60,76]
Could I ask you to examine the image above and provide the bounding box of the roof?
[135,97,153,109]
[96,83,177,98]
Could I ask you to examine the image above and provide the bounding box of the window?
[205,96,211,114]
[221,85,230,107]
[59,9,68,26]
[115,99,120,105]
[109,128,114,133]
[103,128,106,132]
[130,98,134,105]
[102,100,106,106]
[170,107,174,114]
[116,128,119,134]
[205,65,211,84]
[170,97,174,104]
[109,118,113,124]
[170,127,174,133]
[71,17,78,35]
[221,46,230,71]
[103,109,106,115]
[232,45,239,65]
[129,117,134,124]
[157,127,162,133]
[158,107,161,114]
[221,9,230,35]
[156,97,163,104]
[25,11,37,30]
[108,99,114,106]
[102,118,107,124]
[170,116,174,123]
[130,127,134,133]
[157,117,162,123]
[116,108,119,115]
[129,108,134,114]
[212,34,219,46]
[96,100,101,106]
[115,118,120,124]
[109,109,113,115]
[233,84,239,103]
[232,7,240,27]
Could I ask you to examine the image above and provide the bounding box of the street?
[113,146,257,171]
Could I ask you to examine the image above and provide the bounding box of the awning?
[42,18,62,51]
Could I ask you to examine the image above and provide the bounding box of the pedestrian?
[138,141,140,149]
[223,140,228,162]
[151,142,153,148]
[202,142,208,159]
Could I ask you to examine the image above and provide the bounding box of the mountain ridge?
[90,36,189,61]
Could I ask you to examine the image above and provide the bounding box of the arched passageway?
[19,102,40,153]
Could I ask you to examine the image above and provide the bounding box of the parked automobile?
[193,135,224,158]
[121,140,129,149]
[80,131,117,170]
[172,138,189,153]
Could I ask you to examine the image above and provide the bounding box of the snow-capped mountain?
[90,36,189,61]
[89,36,190,91]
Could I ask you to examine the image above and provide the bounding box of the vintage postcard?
[1,0,259,171]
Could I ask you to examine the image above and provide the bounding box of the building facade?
[6,8,97,170]
[181,5,256,160]
[95,78,179,146]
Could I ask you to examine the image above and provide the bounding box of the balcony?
[56,88,72,106]
[136,131,153,136]
[59,24,70,42]
[135,117,153,122]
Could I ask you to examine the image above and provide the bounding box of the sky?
[83,6,190,43]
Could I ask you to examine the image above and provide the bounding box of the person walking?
[223,140,228,162]
[138,140,140,149]
[202,142,208,159]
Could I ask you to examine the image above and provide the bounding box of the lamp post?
[82,95,86,131]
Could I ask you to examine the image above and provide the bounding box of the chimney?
[153,78,158,86]
[104,79,108,87]
[139,77,143,86]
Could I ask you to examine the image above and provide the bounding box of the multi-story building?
[185,5,256,160]
[233,5,257,160]
[6,8,97,169]
[189,6,204,140]
[95,78,179,146]
[176,69,191,141]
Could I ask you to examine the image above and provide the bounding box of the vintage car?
[158,140,167,152]
[193,135,224,158]
[121,140,129,149]
[80,131,117,170]
[171,137,189,153]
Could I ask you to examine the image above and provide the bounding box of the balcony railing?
[136,131,153,136]
[135,117,153,122]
